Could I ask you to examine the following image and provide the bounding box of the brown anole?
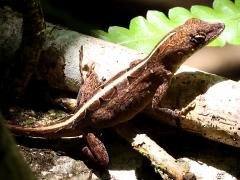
[6,19,224,168]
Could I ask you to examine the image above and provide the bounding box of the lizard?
[5,18,224,168]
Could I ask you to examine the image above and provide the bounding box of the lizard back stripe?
[18,31,176,132]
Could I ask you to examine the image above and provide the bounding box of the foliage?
[95,0,240,53]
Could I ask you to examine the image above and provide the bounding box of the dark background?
[41,0,240,80]
[41,0,212,32]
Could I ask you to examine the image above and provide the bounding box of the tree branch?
[0,1,45,100]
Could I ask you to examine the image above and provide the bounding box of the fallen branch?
[0,1,45,99]
[114,122,237,179]
[114,123,193,180]
[144,69,240,148]
[1,7,239,148]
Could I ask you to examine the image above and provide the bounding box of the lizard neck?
[143,31,188,73]
[143,32,176,70]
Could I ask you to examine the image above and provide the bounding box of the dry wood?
[114,123,193,180]
[144,68,240,148]
[114,122,237,180]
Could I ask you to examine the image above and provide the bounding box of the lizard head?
[160,18,225,72]
[176,18,224,50]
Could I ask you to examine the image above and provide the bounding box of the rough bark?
[0,1,45,99]
[114,122,237,180]
[144,69,240,148]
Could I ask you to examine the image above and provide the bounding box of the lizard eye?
[190,34,206,45]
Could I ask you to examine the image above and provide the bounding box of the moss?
[5,106,68,127]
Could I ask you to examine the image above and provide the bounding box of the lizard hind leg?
[77,46,101,107]
[82,132,109,168]
[77,72,109,168]
[77,47,109,168]
[76,71,101,106]
[77,61,101,105]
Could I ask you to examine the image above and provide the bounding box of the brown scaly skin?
[6,19,224,168]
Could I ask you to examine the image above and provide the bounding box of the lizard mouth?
[206,22,225,42]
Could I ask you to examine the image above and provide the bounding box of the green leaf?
[168,7,194,23]
[94,0,240,53]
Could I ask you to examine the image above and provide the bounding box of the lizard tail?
[5,113,86,137]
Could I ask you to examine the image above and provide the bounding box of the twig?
[114,123,194,180]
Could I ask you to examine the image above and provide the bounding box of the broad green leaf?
[94,0,240,53]
[236,0,240,7]
[168,7,194,23]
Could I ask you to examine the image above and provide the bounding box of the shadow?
[212,62,240,81]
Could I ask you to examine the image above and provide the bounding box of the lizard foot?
[82,132,109,169]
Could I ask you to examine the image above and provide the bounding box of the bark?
[144,69,240,148]
[114,123,193,180]
[0,1,45,99]
[114,122,237,180]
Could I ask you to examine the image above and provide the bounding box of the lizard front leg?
[152,78,195,127]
